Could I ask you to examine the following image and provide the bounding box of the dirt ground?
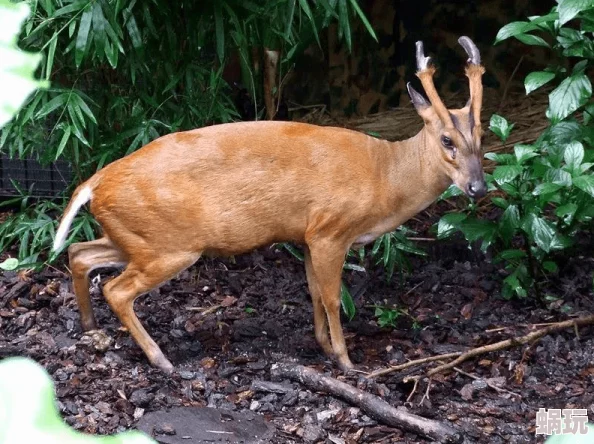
[1,208,593,444]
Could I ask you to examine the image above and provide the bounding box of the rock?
[302,424,325,443]
[137,407,274,443]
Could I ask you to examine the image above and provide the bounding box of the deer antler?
[414,41,454,128]
[458,36,485,141]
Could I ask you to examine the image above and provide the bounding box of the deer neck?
[383,127,452,217]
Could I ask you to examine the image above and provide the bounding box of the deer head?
[407,36,487,199]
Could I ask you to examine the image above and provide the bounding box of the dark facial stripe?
[449,112,461,133]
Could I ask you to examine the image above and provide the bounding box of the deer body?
[54,37,487,373]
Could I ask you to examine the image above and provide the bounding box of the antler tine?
[458,36,485,141]
[458,36,481,65]
[414,41,453,128]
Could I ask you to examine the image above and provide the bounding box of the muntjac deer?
[53,37,486,373]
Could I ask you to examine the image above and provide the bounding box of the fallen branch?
[372,315,594,381]
[426,315,594,377]
[271,363,463,443]
[367,352,462,379]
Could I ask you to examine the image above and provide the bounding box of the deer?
[52,37,486,374]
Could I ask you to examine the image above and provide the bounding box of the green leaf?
[558,0,594,25]
[299,0,321,48]
[45,32,58,81]
[75,7,92,68]
[459,220,498,251]
[126,15,142,49]
[514,144,538,164]
[524,71,555,95]
[338,0,351,51]
[484,152,515,165]
[499,204,520,241]
[533,182,563,195]
[35,93,68,119]
[496,249,527,261]
[515,33,550,47]
[348,0,377,41]
[574,175,594,197]
[0,257,19,271]
[437,213,467,239]
[438,184,464,200]
[563,141,584,173]
[491,197,509,209]
[494,165,523,184]
[340,282,356,320]
[547,73,592,123]
[525,214,557,253]
[495,21,537,43]
[543,261,558,273]
[54,126,71,160]
[503,273,527,298]
[489,114,514,142]
[556,202,578,221]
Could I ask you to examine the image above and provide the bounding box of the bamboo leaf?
[55,126,71,160]
[75,7,92,67]
[45,32,58,80]
[348,0,377,41]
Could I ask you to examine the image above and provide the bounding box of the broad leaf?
[524,71,555,95]
[514,144,538,164]
[558,0,594,25]
[563,141,584,173]
[533,182,563,195]
[499,204,520,241]
[574,175,594,197]
[547,73,592,123]
[494,165,523,184]
[489,114,514,142]
[496,249,527,261]
[524,214,558,253]
[495,21,538,43]
[515,33,550,47]
[437,213,467,239]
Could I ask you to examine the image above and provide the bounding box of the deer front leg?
[303,246,333,357]
[306,240,353,371]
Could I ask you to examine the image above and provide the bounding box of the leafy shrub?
[438,0,594,300]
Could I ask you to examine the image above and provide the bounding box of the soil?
[1,207,593,444]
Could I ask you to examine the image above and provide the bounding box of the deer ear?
[407,82,430,111]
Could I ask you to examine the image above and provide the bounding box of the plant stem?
[523,233,542,302]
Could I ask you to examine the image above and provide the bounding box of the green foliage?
[442,2,594,300]
[0,356,156,444]
[0,0,376,263]
[374,306,401,328]
[0,0,48,127]
[0,190,97,268]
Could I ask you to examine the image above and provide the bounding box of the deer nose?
[467,180,487,199]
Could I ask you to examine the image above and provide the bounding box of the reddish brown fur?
[57,40,486,373]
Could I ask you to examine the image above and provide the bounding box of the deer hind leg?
[306,240,353,371]
[303,246,333,357]
[68,237,126,331]
[102,252,200,373]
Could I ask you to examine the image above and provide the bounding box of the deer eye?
[441,136,453,148]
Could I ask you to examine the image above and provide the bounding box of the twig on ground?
[453,367,520,399]
[370,315,594,380]
[367,352,462,379]
[272,363,463,443]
